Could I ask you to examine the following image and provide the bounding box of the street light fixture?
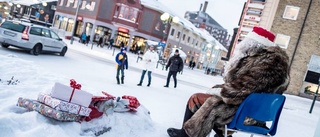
[160,12,179,59]
[70,0,92,45]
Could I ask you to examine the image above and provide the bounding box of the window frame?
[283,5,300,20]
[274,34,291,49]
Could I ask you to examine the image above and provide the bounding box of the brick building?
[271,0,320,95]
[233,0,320,95]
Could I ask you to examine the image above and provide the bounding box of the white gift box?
[50,82,93,107]
[38,93,92,116]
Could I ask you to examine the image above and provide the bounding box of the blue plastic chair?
[224,93,286,137]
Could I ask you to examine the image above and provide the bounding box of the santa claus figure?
[167,26,290,137]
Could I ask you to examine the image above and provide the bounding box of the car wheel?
[30,44,42,56]
[1,43,9,48]
[59,47,67,56]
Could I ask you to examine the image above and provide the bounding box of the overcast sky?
[158,0,247,34]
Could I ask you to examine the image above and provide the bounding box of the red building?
[53,0,171,52]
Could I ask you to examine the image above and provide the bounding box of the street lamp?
[70,0,92,45]
[70,0,82,45]
[160,12,179,59]
[160,12,179,42]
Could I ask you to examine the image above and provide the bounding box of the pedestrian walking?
[97,36,103,47]
[164,49,184,88]
[81,32,87,44]
[137,45,159,87]
[115,47,129,84]
[108,38,114,49]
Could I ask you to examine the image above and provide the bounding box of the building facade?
[233,0,279,55]
[184,1,230,48]
[53,0,225,70]
[233,0,320,96]
[271,0,320,96]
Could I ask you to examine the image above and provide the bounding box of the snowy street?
[0,39,320,137]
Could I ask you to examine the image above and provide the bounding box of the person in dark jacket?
[115,47,129,84]
[164,49,184,88]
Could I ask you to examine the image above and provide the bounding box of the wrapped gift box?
[38,93,92,116]
[17,97,83,122]
[51,82,93,107]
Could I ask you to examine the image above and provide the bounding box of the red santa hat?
[245,26,275,46]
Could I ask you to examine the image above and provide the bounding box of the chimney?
[199,3,203,12]
[203,1,208,13]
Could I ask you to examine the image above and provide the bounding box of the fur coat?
[183,45,290,137]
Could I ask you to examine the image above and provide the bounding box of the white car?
[0,20,68,56]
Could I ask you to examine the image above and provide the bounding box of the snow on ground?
[0,39,320,137]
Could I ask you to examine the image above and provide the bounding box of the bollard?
[136,55,139,63]
[70,37,74,45]
[156,60,159,68]
[112,48,115,56]
[309,78,320,113]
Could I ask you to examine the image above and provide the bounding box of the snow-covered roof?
[0,0,57,6]
[140,0,224,50]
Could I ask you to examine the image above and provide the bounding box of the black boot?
[121,76,124,84]
[167,105,194,137]
[137,83,142,86]
[147,82,150,87]
[116,77,120,84]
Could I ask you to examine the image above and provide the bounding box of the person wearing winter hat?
[115,47,129,84]
[164,49,184,88]
[137,45,159,87]
[167,26,290,137]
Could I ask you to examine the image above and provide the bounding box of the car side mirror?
[57,38,62,41]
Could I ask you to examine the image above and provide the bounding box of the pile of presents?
[17,79,141,123]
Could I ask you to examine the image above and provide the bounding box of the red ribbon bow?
[70,79,81,89]
[68,79,82,103]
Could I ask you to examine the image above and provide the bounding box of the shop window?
[283,5,300,20]
[54,15,60,27]
[115,5,139,23]
[59,17,68,30]
[66,19,74,32]
[75,21,84,36]
[170,29,175,36]
[274,34,290,49]
[85,22,93,35]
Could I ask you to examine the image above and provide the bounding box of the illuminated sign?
[77,16,83,21]
[118,27,129,33]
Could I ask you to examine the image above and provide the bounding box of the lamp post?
[70,0,82,45]
[160,12,179,59]
[309,78,320,114]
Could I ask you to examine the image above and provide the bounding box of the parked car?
[0,20,68,56]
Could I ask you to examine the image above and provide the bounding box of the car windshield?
[0,21,26,33]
